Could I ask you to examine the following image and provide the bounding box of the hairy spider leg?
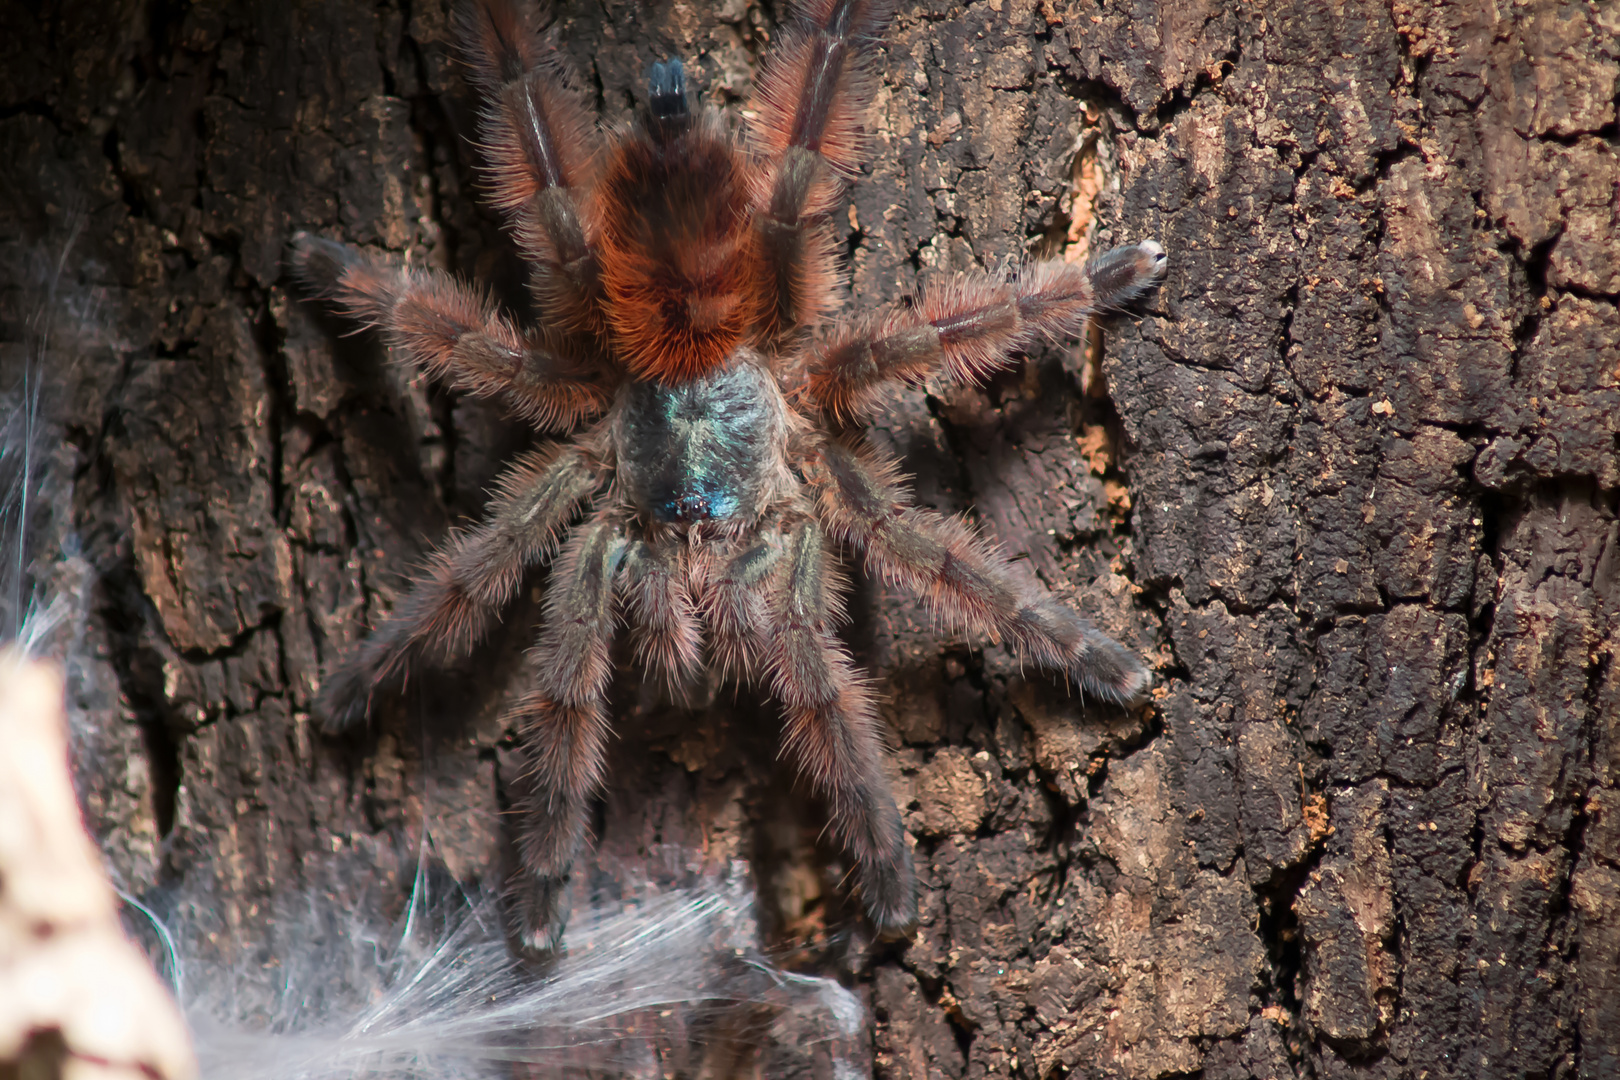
[506,511,624,956]
[289,234,608,429]
[317,444,604,731]
[695,533,783,687]
[763,521,916,933]
[620,539,703,687]
[458,0,605,338]
[807,240,1169,418]
[808,440,1151,705]
[747,0,896,333]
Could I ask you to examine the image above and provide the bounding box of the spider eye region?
[615,358,786,525]
[661,488,735,524]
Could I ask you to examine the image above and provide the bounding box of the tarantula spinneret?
[293,0,1166,957]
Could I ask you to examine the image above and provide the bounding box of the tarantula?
[293,0,1165,956]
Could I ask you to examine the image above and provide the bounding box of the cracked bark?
[1,1,1615,1078]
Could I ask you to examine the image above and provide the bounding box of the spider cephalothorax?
[293,0,1166,957]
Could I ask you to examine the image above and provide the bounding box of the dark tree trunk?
[2,0,1615,1077]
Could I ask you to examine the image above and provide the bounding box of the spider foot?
[314,659,384,735]
[856,841,919,940]
[842,791,918,939]
[1088,239,1169,309]
[1006,600,1152,709]
[287,231,365,292]
[1065,622,1153,708]
[509,870,572,963]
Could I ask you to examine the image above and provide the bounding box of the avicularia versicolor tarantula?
[292,0,1166,957]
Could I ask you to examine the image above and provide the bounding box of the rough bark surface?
[1,0,1615,1078]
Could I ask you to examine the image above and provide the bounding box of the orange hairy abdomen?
[594,124,765,383]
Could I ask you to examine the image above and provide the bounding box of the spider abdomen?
[614,357,789,525]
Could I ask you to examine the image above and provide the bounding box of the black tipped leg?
[1070,628,1154,708]
[510,870,572,963]
[1087,239,1170,309]
[857,832,919,941]
[1009,601,1153,710]
[848,795,918,939]
[312,629,418,735]
[287,231,365,293]
[314,662,383,735]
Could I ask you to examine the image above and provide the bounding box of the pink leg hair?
[620,538,703,689]
[456,0,604,336]
[289,234,607,430]
[806,440,1151,706]
[316,444,603,730]
[505,511,623,957]
[747,0,896,332]
[695,535,784,687]
[806,241,1168,418]
[757,520,917,934]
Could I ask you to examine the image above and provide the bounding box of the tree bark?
[1,0,1615,1078]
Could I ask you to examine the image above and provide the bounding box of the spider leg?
[505,510,624,957]
[290,234,608,429]
[317,444,603,730]
[806,242,1169,418]
[457,0,604,335]
[760,520,916,934]
[748,0,895,332]
[620,537,703,689]
[806,440,1151,706]
[696,535,784,686]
